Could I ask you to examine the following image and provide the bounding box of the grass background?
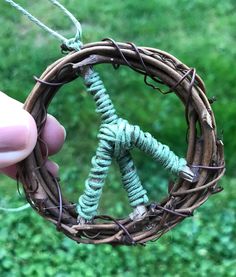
[0,0,235,276]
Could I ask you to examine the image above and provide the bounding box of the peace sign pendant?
[17,40,225,245]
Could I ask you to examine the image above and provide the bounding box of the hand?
[0,91,65,179]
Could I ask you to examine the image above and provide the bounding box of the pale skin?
[0,91,66,178]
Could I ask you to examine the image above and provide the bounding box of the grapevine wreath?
[5,0,225,246]
[15,39,225,245]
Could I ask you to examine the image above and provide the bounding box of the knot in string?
[64,37,83,51]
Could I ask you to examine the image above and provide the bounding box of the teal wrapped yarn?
[77,71,186,220]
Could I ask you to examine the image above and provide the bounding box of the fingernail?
[0,126,29,152]
[61,125,66,140]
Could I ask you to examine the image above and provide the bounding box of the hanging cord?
[4,0,82,50]
[0,203,30,212]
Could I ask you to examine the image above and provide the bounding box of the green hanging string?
[4,0,83,50]
[0,203,30,212]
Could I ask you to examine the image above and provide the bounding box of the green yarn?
[0,203,30,212]
[76,71,186,220]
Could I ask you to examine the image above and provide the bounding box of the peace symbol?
[18,40,224,245]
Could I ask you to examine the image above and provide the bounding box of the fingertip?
[0,108,37,168]
[41,115,66,156]
[0,164,17,179]
[45,160,59,177]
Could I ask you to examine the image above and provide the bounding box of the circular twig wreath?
[17,40,225,245]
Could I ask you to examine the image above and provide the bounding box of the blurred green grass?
[0,0,235,276]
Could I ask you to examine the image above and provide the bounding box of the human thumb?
[0,92,37,169]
